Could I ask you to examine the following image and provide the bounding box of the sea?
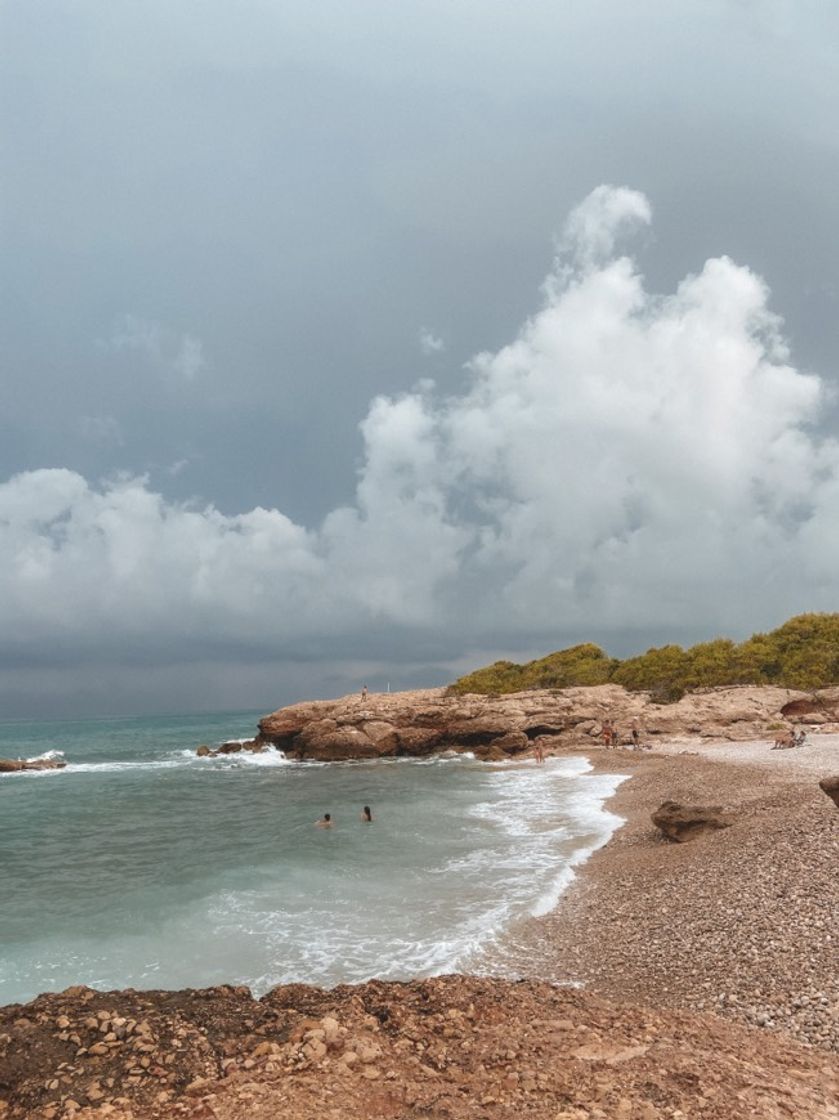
[0,711,625,1007]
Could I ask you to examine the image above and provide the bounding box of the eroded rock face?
[194,682,839,764]
[818,775,839,809]
[0,758,66,774]
[651,800,733,842]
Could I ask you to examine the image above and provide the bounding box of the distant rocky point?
[0,757,66,774]
[197,683,839,763]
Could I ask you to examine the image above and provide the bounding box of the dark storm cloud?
[2,1,839,714]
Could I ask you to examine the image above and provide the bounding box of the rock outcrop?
[0,758,66,774]
[227,683,838,763]
[197,739,264,759]
[1,976,836,1120]
[651,799,733,842]
[818,775,839,808]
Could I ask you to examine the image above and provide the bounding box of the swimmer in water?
[361,805,373,822]
[315,813,333,828]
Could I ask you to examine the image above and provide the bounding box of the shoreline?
[498,735,839,1051]
[2,735,838,1118]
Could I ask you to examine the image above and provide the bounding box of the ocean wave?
[30,749,66,763]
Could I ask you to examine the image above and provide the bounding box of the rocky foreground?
[2,975,838,1120]
[218,683,839,762]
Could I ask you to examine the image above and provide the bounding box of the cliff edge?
[246,683,839,762]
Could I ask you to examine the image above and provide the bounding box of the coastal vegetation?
[449,613,839,699]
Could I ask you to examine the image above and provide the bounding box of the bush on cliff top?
[449,613,839,698]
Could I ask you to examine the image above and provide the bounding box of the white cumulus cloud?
[3,185,839,672]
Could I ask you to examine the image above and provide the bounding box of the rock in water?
[651,800,733,842]
[818,775,839,808]
[0,758,66,774]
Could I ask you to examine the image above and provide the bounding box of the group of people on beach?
[771,728,808,750]
[315,806,373,828]
[602,722,645,749]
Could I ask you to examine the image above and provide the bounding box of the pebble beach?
[507,734,839,1052]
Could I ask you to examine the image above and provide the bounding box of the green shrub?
[449,613,839,699]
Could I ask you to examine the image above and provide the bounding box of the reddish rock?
[208,682,836,764]
[472,743,509,761]
[395,727,442,755]
[0,758,66,774]
[486,731,529,755]
[360,721,399,754]
[818,775,839,809]
[651,800,733,842]
[297,720,385,761]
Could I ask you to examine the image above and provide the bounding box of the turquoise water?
[0,712,624,1006]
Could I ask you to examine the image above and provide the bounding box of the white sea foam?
[29,749,66,762]
[2,739,627,1002]
[188,755,627,991]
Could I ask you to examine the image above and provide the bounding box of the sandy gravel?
[491,737,839,1053]
[652,731,839,778]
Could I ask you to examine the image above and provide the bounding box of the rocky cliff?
[237,683,839,763]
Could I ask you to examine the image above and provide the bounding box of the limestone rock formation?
[818,775,839,809]
[219,682,837,763]
[651,799,733,842]
[0,758,66,774]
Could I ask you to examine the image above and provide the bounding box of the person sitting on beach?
[315,813,333,828]
[361,805,373,822]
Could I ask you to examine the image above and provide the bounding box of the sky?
[2,0,839,717]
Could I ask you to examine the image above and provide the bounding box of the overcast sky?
[2,1,839,718]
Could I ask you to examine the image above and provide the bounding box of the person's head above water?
[361,806,373,822]
[315,813,333,828]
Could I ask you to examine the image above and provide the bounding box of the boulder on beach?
[651,800,733,842]
[818,775,839,809]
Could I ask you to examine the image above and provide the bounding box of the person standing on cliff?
[360,684,368,701]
